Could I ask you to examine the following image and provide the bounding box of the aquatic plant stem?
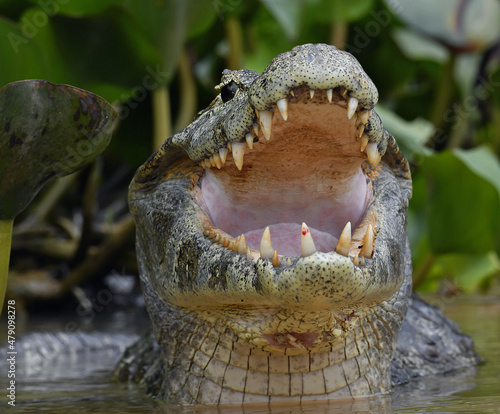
[330,21,348,50]
[152,86,171,149]
[429,52,456,134]
[174,50,197,132]
[225,16,243,70]
[0,219,13,314]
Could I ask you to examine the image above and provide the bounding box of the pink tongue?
[244,223,338,257]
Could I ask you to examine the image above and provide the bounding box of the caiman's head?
[130,44,412,357]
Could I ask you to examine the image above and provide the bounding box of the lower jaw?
[197,166,373,258]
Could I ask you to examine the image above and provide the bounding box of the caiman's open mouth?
[130,44,412,354]
[196,85,378,266]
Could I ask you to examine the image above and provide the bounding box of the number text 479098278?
[6,300,16,407]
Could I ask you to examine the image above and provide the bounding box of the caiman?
[116,43,480,404]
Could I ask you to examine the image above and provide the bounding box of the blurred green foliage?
[1,0,499,296]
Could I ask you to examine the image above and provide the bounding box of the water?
[1,297,499,414]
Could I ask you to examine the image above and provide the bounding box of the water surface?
[2,297,499,414]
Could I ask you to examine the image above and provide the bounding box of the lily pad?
[0,79,118,220]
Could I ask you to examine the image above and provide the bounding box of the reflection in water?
[155,395,393,414]
[1,298,499,414]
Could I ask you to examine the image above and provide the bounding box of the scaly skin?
[124,44,466,404]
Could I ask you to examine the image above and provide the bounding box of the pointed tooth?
[352,252,359,266]
[222,237,230,248]
[286,257,292,266]
[237,234,247,255]
[200,159,206,168]
[300,222,316,257]
[339,86,348,98]
[357,124,365,138]
[210,155,217,168]
[347,97,358,119]
[326,89,333,103]
[277,98,288,121]
[219,147,228,164]
[366,142,381,167]
[231,142,246,170]
[335,222,351,257]
[258,110,273,140]
[213,153,222,169]
[234,235,241,249]
[309,89,315,99]
[227,142,232,151]
[359,110,370,125]
[360,224,374,258]
[246,132,254,149]
[360,256,365,266]
[360,134,369,152]
[253,122,259,136]
[272,250,280,267]
[214,234,221,242]
[290,90,295,97]
[260,226,274,259]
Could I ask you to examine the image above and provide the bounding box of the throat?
[156,306,395,403]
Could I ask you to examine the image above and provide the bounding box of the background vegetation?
[1,0,499,315]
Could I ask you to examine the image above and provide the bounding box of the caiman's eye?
[220,81,239,103]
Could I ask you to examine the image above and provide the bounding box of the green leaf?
[259,0,302,39]
[0,9,156,103]
[120,0,193,85]
[28,0,120,16]
[392,27,449,63]
[375,105,434,162]
[454,251,500,292]
[0,13,52,84]
[423,147,500,255]
[186,1,217,39]
[0,80,118,220]
[307,0,374,23]
[453,146,500,197]
[330,0,374,22]
[420,251,500,293]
